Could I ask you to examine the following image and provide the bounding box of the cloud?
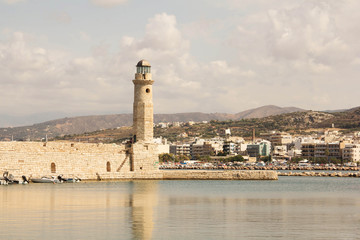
[1,2,360,119]
[266,1,348,65]
[123,13,190,59]
[2,0,25,4]
[0,32,50,73]
[90,0,127,7]
[52,11,72,24]
[229,1,360,76]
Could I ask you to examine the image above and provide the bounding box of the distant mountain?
[155,105,305,122]
[234,105,304,119]
[323,109,348,113]
[0,112,73,128]
[0,105,306,140]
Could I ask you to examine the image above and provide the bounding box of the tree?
[217,151,227,156]
[260,155,271,163]
[175,154,190,162]
[200,155,211,161]
[225,155,245,162]
[325,149,330,164]
[158,153,175,163]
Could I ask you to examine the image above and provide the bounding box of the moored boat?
[57,175,81,183]
[1,172,29,185]
[31,176,62,184]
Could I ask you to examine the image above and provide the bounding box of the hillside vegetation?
[54,108,360,143]
[0,105,304,141]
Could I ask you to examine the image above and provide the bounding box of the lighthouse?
[130,59,160,174]
[133,59,154,143]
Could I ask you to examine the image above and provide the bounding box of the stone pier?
[162,170,278,180]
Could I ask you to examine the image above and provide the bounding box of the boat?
[19,175,30,184]
[31,176,62,184]
[1,172,29,185]
[62,177,81,183]
[57,175,81,183]
[0,178,8,185]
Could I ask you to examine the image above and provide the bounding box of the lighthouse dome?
[136,59,151,67]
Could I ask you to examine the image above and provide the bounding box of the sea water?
[1,177,360,240]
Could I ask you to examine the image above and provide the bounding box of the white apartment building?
[294,136,317,150]
[343,144,360,162]
[153,137,170,154]
[270,132,292,145]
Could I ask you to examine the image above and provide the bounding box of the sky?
[0,0,360,122]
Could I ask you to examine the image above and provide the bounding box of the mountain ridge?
[0,105,305,140]
[56,107,360,143]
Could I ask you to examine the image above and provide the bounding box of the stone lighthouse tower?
[133,59,154,143]
[130,59,160,176]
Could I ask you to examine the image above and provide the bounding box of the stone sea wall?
[0,141,134,179]
[0,141,278,181]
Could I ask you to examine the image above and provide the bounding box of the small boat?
[31,176,62,184]
[19,175,30,184]
[1,171,20,185]
[58,175,81,183]
[63,177,81,183]
[0,178,8,185]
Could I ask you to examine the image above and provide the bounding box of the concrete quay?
[162,170,278,180]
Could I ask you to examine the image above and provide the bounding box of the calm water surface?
[1,177,360,240]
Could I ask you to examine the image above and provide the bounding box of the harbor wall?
[0,141,277,181]
[0,141,130,179]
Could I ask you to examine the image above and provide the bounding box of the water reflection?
[0,181,159,240]
[129,181,158,240]
[1,179,360,239]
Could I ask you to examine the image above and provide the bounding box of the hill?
[0,105,304,140]
[234,105,303,119]
[313,106,360,129]
[55,109,360,144]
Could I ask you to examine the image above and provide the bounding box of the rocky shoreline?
[160,165,359,171]
[160,165,360,177]
[278,171,360,177]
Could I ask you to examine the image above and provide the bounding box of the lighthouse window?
[136,66,151,74]
[106,161,111,172]
[51,163,56,173]
[146,88,150,93]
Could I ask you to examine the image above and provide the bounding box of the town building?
[170,144,191,157]
[223,141,236,155]
[246,140,271,159]
[153,137,169,154]
[270,132,292,145]
[301,141,345,160]
[343,144,360,162]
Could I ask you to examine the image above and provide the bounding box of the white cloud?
[1,1,360,119]
[52,11,72,24]
[0,32,50,73]
[90,0,127,7]
[2,0,25,4]
[79,31,91,42]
